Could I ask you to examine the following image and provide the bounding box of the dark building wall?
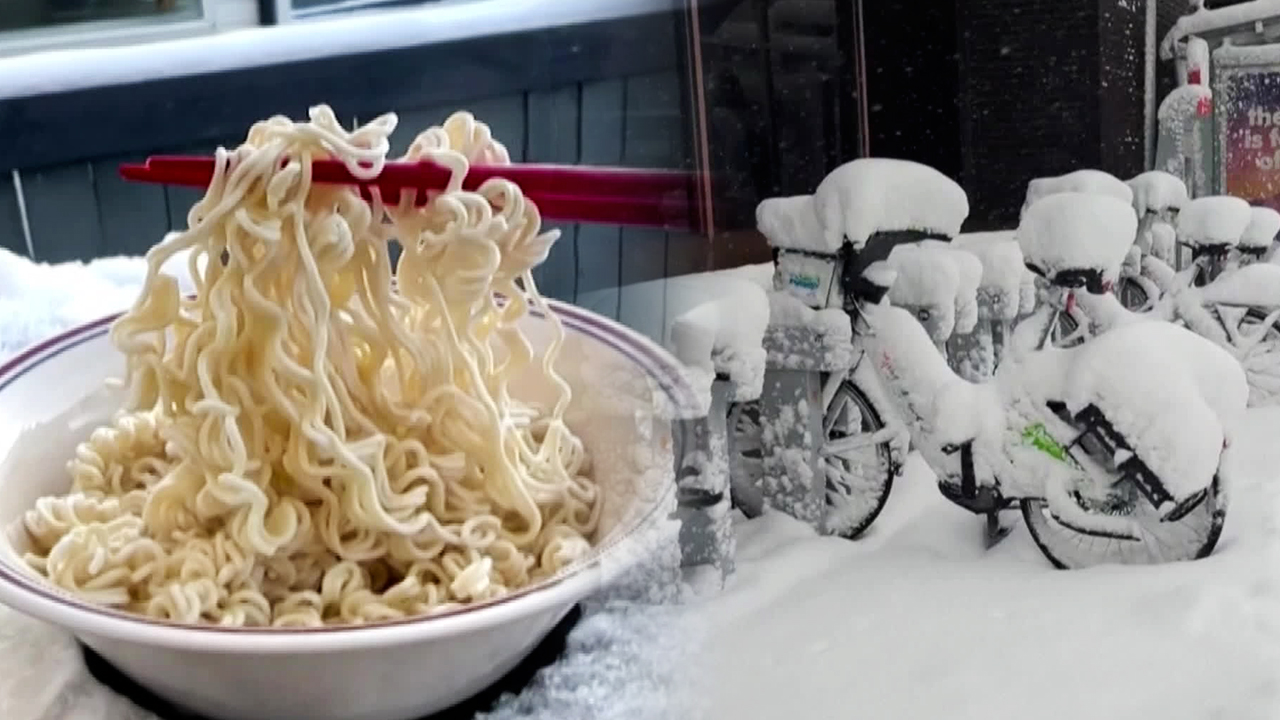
[953,0,1104,229]
[861,0,962,181]
[1099,0,1147,178]
[861,0,1151,230]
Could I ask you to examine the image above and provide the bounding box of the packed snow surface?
[1022,170,1134,216]
[1016,193,1138,279]
[1241,207,1280,249]
[811,159,970,253]
[1178,196,1252,246]
[0,248,197,356]
[756,195,825,253]
[691,404,1280,719]
[1127,171,1189,216]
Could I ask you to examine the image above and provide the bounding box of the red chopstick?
[119,155,696,230]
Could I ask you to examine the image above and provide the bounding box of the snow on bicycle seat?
[887,242,982,339]
[811,158,968,253]
[1176,196,1251,251]
[1021,169,1133,218]
[756,194,825,253]
[1016,192,1137,288]
[1126,170,1188,217]
[1239,206,1280,251]
[1056,321,1248,502]
[952,232,1034,320]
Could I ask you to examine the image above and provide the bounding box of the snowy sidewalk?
[686,415,1280,720]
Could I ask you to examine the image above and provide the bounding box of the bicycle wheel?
[1117,276,1150,312]
[822,377,896,538]
[1021,475,1225,569]
[1232,307,1280,406]
[726,377,897,539]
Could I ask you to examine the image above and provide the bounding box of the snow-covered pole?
[674,377,736,584]
[756,325,842,532]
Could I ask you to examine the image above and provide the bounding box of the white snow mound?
[918,240,983,335]
[1178,196,1252,247]
[1200,263,1280,308]
[885,245,962,340]
[1023,170,1134,217]
[1016,193,1138,279]
[1241,206,1280,249]
[1061,321,1247,500]
[667,275,771,409]
[1127,171,1189,216]
[953,231,1031,319]
[812,159,969,253]
[756,195,824,253]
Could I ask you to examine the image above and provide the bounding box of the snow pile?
[692,411,1280,720]
[883,244,963,341]
[812,159,970,253]
[1016,193,1138,280]
[755,195,825,253]
[765,292,852,340]
[1241,206,1280,249]
[1201,263,1280,308]
[1178,196,1252,246]
[952,232,1033,320]
[918,240,983,333]
[1060,321,1248,501]
[0,247,196,356]
[1022,170,1134,217]
[1128,171,1189,216]
[718,262,775,291]
[1145,220,1179,265]
[665,275,771,412]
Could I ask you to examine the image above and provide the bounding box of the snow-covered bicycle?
[865,190,1240,567]
[738,162,1241,567]
[1060,195,1280,406]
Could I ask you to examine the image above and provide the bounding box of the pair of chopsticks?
[119,156,698,230]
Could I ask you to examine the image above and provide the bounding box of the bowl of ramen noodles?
[0,106,695,720]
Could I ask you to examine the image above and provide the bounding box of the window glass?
[0,0,202,34]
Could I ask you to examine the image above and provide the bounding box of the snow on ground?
[811,159,969,253]
[687,406,1280,719]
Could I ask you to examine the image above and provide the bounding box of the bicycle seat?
[1025,263,1108,293]
[1016,193,1136,287]
[1176,196,1250,250]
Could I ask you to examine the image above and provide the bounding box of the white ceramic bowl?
[0,301,695,720]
